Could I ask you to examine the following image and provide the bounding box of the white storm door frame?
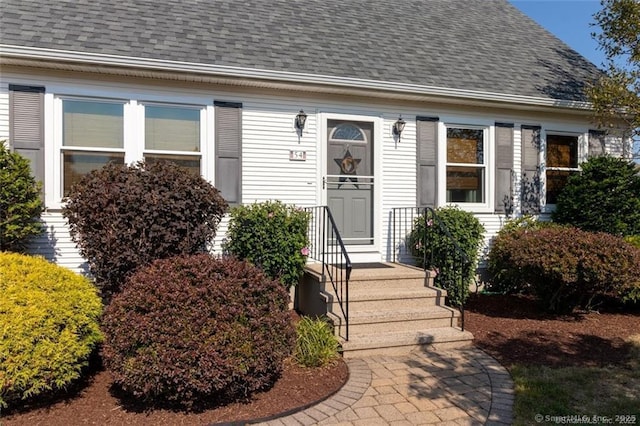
[317,111,383,255]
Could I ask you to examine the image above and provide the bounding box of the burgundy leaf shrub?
[62,161,227,300]
[101,254,295,408]
[487,216,563,294]
[492,226,640,313]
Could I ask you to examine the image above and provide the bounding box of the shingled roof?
[0,0,601,102]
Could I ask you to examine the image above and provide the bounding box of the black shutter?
[9,85,45,193]
[215,101,242,205]
[588,129,606,157]
[416,116,439,208]
[495,122,514,214]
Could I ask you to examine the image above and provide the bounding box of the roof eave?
[0,44,593,113]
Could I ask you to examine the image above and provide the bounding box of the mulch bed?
[5,294,639,425]
[465,293,640,368]
[3,358,348,426]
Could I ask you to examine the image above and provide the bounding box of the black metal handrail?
[305,206,352,341]
[391,207,470,330]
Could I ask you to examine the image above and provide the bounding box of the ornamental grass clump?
[294,316,340,368]
[224,201,310,290]
[0,252,103,409]
[62,161,227,300]
[101,254,295,409]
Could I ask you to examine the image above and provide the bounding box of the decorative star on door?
[334,148,361,188]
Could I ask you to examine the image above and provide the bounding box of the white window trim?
[438,121,494,213]
[540,129,585,211]
[49,94,211,209]
[140,102,206,173]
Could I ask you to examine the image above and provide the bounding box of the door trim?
[318,112,383,259]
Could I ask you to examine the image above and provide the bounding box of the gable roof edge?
[0,44,593,112]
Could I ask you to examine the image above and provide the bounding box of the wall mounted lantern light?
[392,115,406,142]
[294,110,307,134]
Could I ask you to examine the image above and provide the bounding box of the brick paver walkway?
[259,347,513,425]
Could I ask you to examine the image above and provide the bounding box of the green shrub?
[0,252,103,409]
[101,254,295,408]
[487,216,561,294]
[552,155,640,236]
[294,317,340,368]
[409,206,485,306]
[63,161,227,300]
[625,235,640,249]
[496,227,640,313]
[0,143,43,252]
[224,201,310,290]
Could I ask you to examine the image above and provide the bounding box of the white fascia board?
[0,44,593,111]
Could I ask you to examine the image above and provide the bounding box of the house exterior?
[0,0,624,272]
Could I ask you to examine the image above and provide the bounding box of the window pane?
[63,152,124,196]
[446,166,485,203]
[145,106,200,152]
[329,123,365,141]
[144,154,201,176]
[546,170,576,204]
[63,100,124,148]
[547,135,578,167]
[447,128,483,164]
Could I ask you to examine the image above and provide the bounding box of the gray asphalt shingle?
[0,0,601,101]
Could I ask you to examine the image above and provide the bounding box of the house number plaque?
[289,150,307,161]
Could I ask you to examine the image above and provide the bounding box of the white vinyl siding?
[24,211,87,274]
[511,127,524,216]
[0,82,9,141]
[381,116,418,261]
[0,70,629,270]
[241,103,318,205]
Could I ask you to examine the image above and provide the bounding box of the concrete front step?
[348,306,460,324]
[299,262,473,357]
[324,286,445,311]
[305,262,426,281]
[328,306,459,334]
[339,327,474,358]
[336,277,431,290]
[326,295,441,311]
[346,285,443,301]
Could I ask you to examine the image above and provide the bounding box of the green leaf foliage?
[62,161,227,301]
[0,143,44,252]
[552,156,640,236]
[101,255,295,409]
[409,206,485,306]
[0,252,103,409]
[488,226,640,313]
[223,201,310,290]
[588,0,640,159]
[625,234,640,249]
[294,316,340,368]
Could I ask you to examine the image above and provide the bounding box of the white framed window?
[445,126,488,205]
[55,96,210,203]
[143,104,202,176]
[545,133,579,204]
[61,98,126,196]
